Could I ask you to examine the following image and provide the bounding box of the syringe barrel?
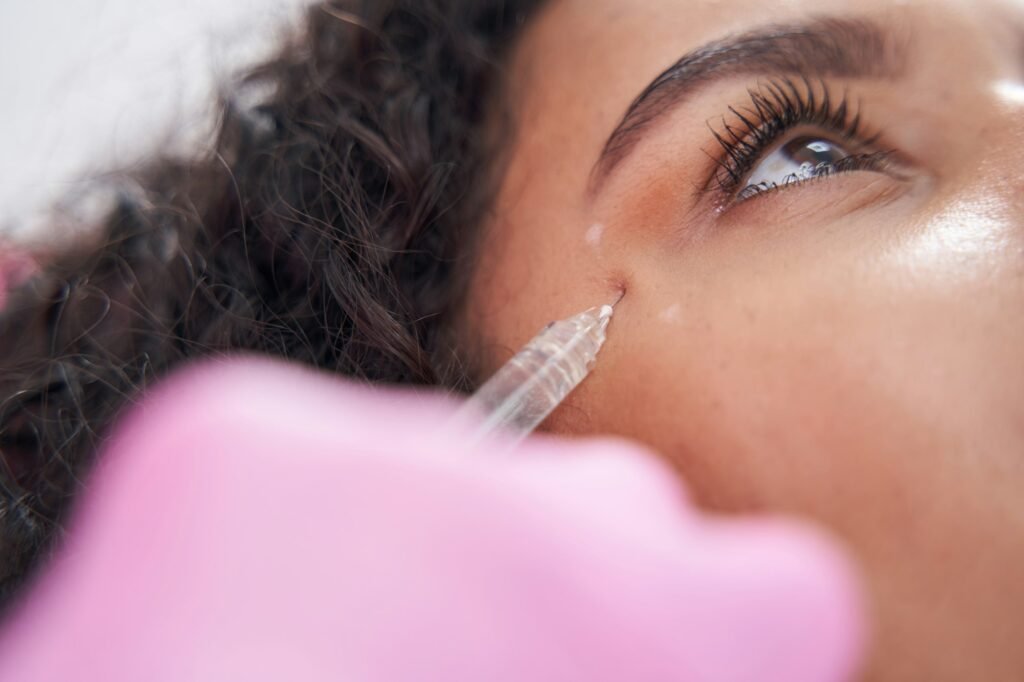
[459,306,612,443]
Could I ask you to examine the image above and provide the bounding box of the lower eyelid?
[735,150,900,204]
[717,164,913,221]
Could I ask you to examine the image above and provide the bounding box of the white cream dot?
[585,222,605,248]
[658,303,682,324]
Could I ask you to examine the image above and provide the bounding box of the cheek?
[466,212,617,377]
[550,192,1023,529]
[465,181,658,376]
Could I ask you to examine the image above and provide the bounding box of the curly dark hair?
[0,0,547,604]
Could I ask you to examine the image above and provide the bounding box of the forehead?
[518,0,1006,74]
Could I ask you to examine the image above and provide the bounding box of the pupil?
[783,136,846,167]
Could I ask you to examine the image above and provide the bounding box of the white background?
[0,0,312,241]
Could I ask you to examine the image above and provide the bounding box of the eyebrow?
[589,17,904,196]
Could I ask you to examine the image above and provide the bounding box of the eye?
[705,78,897,206]
[738,135,854,200]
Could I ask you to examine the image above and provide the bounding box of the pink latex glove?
[0,358,866,681]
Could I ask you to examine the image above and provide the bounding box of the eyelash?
[705,77,890,201]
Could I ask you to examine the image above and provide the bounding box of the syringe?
[454,302,616,447]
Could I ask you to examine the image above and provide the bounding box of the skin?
[461,0,1024,679]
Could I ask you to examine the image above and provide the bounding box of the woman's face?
[463,0,1024,678]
